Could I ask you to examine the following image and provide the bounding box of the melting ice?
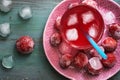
[82,11,94,24]
[67,14,78,26]
[66,28,78,41]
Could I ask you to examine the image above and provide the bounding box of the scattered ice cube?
[67,14,78,26]
[82,11,94,24]
[104,11,115,24]
[0,0,12,12]
[0,23,11,37]
[2,55,14,69]
[99,8,115,25]
[82,0,98,9]
[66,28,78,41]
[89,57,102,70]
[19,6,32,20]
[88,24,97,38]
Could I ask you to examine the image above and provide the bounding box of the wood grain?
[0,0,119,80]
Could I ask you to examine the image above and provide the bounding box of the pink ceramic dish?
[43,0,120,80]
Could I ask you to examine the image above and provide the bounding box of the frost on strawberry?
[59,41,78,57]
[87,57,103,75]
[108,23,120,40]
[16,36,34,54]
[59,53,73,69]
[50,32,62,47]
[74,52,88,69]
[54,16,62,30]
[101,53,116,68]
[102,37,117,52]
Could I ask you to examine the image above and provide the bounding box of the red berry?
[101,53,116,68]
[109,23,120,40]
[89,46,104,60]
[102,37,117,52]
[16,36,34,54]
[59,41,78,57]
[74,52,88,69]
[68,3,79,9]
[87,57,103,75]
[50,32,62,47]
[59,53,73,69]
[54,16,61,30]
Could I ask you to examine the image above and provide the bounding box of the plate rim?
[43,0,73,79]
[43,0,120,80]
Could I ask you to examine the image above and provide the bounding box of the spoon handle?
[86,35,107,59]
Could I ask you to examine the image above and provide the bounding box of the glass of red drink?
[60,4,104,49]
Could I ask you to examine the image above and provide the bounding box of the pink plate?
[43,0,120,80]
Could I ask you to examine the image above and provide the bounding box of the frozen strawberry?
[59,53,73,69]
[108,23,120,40]
[89,46,104,60]
[59,41,78,57]
[68,3,79,9]
[50,32,62,47]
[87,57,103,75]
[54,16,61,30]
[101,53,116,68]
[102,37,117,52]
[74,52,88,69]
[16,36,34,54]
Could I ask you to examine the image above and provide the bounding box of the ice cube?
[0,0,12,12]
[82,0,98,9]
[19,6,32,20]
[82,11,94,24]
[66,28,78,41]
[0,23,11,37]
[88,24,97,38]
[99,8,115,25]
[2,55,14,69]
[104,11,115,24]
[67,14,78,26]
[89,57,102,70]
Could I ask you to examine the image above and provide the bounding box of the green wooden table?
[0,0,120,80]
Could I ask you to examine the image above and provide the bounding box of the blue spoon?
[86,34,107,59]
[79,25,107,60]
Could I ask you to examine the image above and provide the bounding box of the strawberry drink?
[60,4,104,49]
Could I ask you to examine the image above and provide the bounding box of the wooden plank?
[0,0,68,80]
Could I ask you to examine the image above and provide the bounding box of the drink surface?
[60,4,104,49]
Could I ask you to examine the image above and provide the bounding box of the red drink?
[60,4,104,49]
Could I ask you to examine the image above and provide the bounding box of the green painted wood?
[0,0,119,80]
